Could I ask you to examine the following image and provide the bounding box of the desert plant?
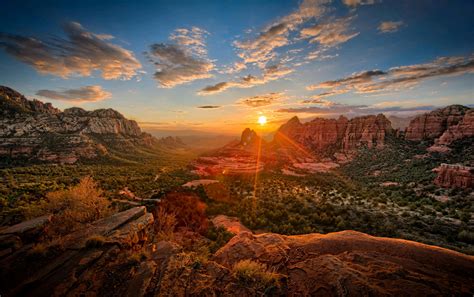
[232,259,281,289]
[159,191,209,234]
[30,176,113,236]
[154,206,177,241]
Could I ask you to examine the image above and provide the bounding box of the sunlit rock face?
[436,109,474,145]
[405,105,472,141]
[274,114,392,155]
[213,230,474,296]
[0,86,155,164]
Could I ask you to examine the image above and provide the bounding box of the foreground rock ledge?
[213,230,474,296]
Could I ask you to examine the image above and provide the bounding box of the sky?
[0,0,473,135]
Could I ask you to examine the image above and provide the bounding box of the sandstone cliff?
[274,114,392,156]
[405,105,472,143]
[0,86,157,164]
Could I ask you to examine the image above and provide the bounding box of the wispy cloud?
[277,101,435,115]
[197,105,221,109]
[378,21,404,33]
[198,64,293,95]
[0,22,141,80]
[146,27,214,88]
[237,92,287,108]
[232,0,331,69]
[300,16,359,47]
[36,85,111,103]
[307,54,474,95]
[343,0,377,8]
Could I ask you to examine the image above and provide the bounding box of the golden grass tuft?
[232,259,282,288]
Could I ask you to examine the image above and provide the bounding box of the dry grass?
[85,235,107,248]
[233,259,281,288]
[154,206,177,241]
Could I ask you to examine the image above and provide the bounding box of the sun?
[258,115,267,126]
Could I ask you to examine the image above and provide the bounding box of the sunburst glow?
[258,115,267,125]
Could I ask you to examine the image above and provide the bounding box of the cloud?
[170,27,209,56]
[197,105,221,109]
[306,54,474,95]
[300,16,359,47]
[0,22,141,80]
[238,92,287,108]
[378,21,404,33]
[146,27,214,88]
[277,102,435,115]
[343,0,377,8]
[233,0,331,69]
[198,64,293,95]
[307,70,386,90]
[36,85,111,103]
[301,89,350,102]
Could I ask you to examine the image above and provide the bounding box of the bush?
[29,176,113,236]
[233,259,281,289]
[458,230,474,244]
[159,191,208,234]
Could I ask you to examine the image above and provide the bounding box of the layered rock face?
[213,230,474,296]
[274,114,392,156]
[0,86,156,164]
[342,114,392,150]
[434,163,474,189]
[436,109,474,145]
[405,105,472,142]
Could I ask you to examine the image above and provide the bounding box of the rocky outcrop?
[211,215,251,235]
[434,163,474,189]
[405,105,472,141]
[274,114,392,156]
[0,206,156,297]
[2,210,473,296]
[0,86,157,164]
[436,109,474,145]
[213,230,474,296]
[342,114,392,151]
[239,127,265,150]
[0,86,59,115]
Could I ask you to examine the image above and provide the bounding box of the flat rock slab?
[108,212,154,247]
[211,215,251,235]
[62,206,146,249]
[0,214,52,235]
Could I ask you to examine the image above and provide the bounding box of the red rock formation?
[434,163,474,189]
[274,114,392,155]
[436,109,474,145]
[342,114,392,150]
[405,105,471,141]
[213,230,474,296]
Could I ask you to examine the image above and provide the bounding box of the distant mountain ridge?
[0,86,158,164]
